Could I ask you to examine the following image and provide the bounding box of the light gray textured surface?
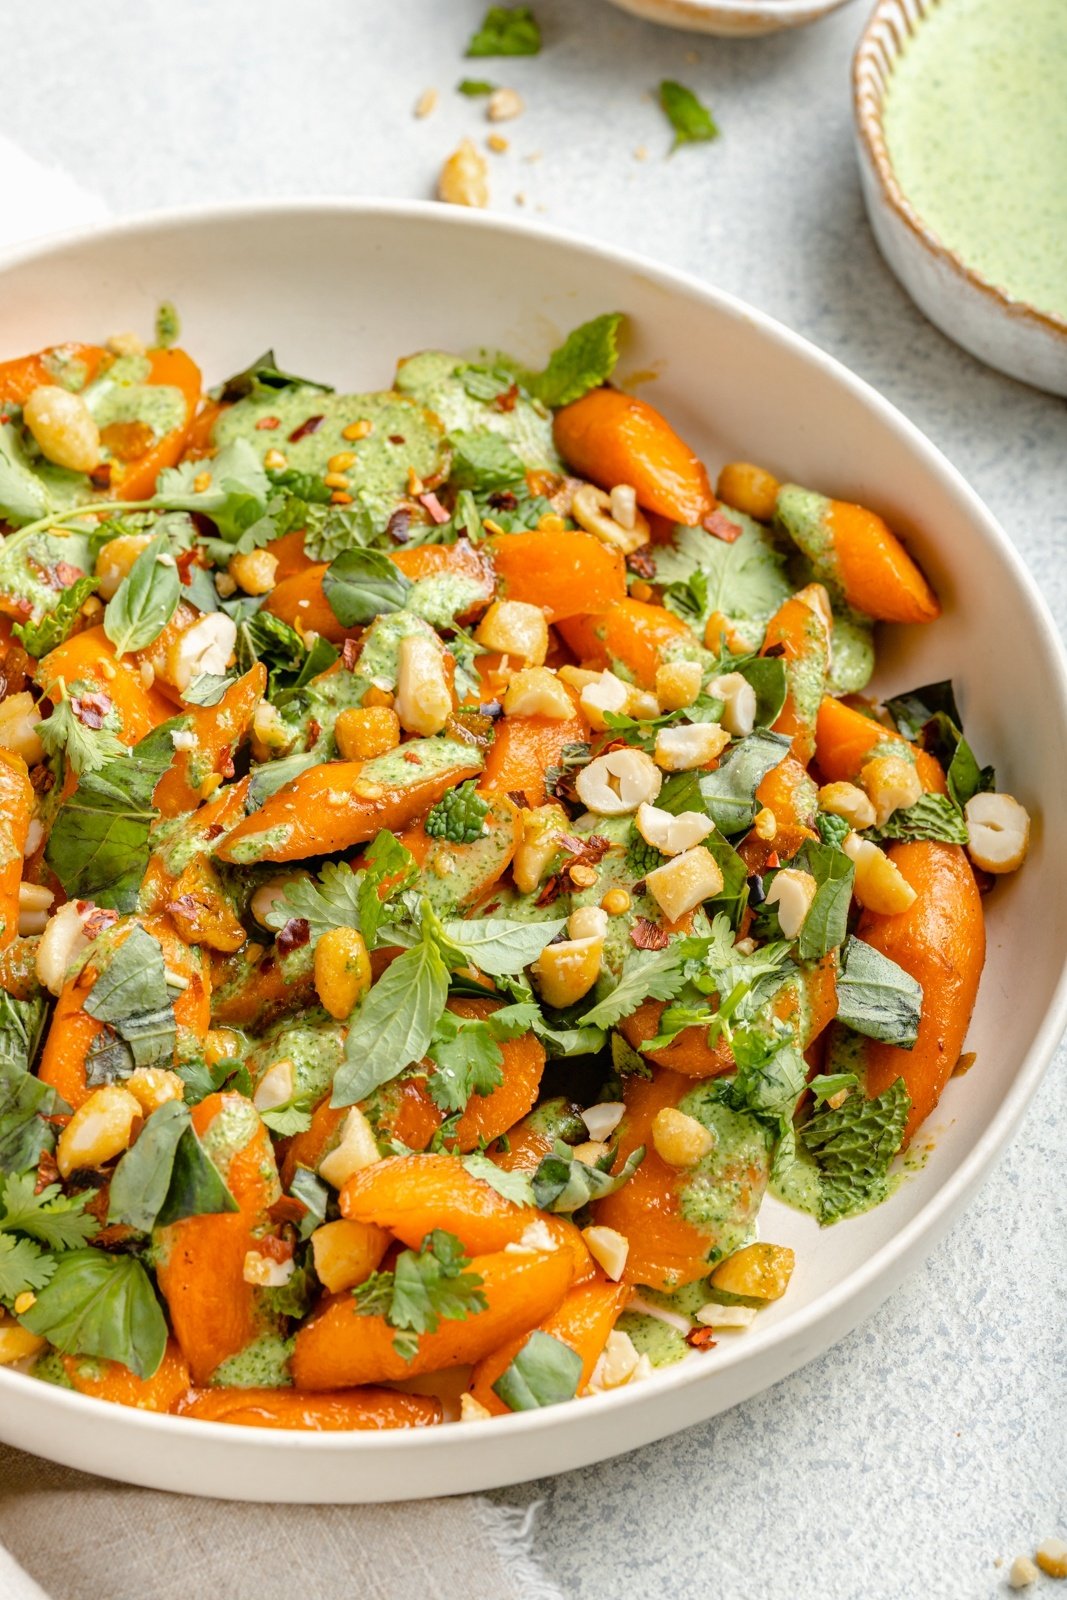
[4,2,1065,1595]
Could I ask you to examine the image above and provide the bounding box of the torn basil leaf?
[322,548,412,627]
[107,1099,238,1233]
[21,1249,168,1379]
[693,729,791,836]
[492,1330,583,1412]
[531,1141,644,1213]
[835,937,922,1047]
[84,926,177,1080]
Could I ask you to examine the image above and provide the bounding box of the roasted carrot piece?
[449,997,546,1150]
[291,1244,576,1389]
[153,664,265,818]
[391,539,496,622]
[754,755,818,831]
[397,795,522,910]
[107,348,203,501]
[209,939,316,1031]
[557,598,695,690]
[831,842,984,1143]
[61,1339,191,1412]
[760,593,831,766]
[155,1092,280,1385]
[814,696,947,793]
[777,485,939,625]
[468,1277,629,1415]
[264,564,345,642]
[0,752,32,949]
[593,1069,771,1291]
[479,701,588,807]
[340,1152,533,1256]
[266,527,314,581]
[553,389,715,526]
[175,1386,442,1430]
[215,749,483,864]
[489,1099,585,1174]
[0,344,109,403]
[487,529,626,622]
[37,626,175,742]
[140,775,252,917]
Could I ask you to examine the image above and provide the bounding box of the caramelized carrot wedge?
[557,598,695,690]
[760,592,831,766]
[831,841,984,1143]
[62,1339,190,1412]
[593,1069,771,1291]
[153,665,265,818]
[814,696,947,793]
[291,1245,576,1389]
[468,1277,629,1415]
[107,348,203,501]
[0,343,108,403]
[487,529,626,621]
[175,1386,442,1430]
[264,564,345,642]
[754,754,818,831]
[391,539,496,622]
[37,626,175,743]
[777,485,939,625]
[554,389,715,526]
[397,794,522,910]
[340,1152,532,1255]
[479,701,589,807]
[0,752,32,949]
[449,997,546,1149]
[155,1092,280,1385]
[215,745,483,864]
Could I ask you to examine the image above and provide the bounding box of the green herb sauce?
[883,0,1067,319]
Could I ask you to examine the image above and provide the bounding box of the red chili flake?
[305,718,322,749]
[176,547,200,584]
[402,749,423,765]
[762,642,786,660]
[386,509,411,543]
[288,414,324,443]
[255,416,281,431]
[766,851,780,869]
[9,597,31,620]
[81,906,119,939]
[268,1196,308,1228]
[35,1149,60,1194]
[70,690,112,729]
[387,434,406,446]
[506,789,530,810]
[258,1233,295,1263]
[89,463,113,490]
[626,548,657,580]
[216,751,236,779]
[204,823,225,841]
[0,414,8,425]
[492,382,520,413]
[277,917,311,956]
[686,1326,717,1350]
[481,901,500,917]
[52,561,86,588]
[418,491,450,525]
[703,509,742,544]
[166,894,201,926]
[630,917,670,951]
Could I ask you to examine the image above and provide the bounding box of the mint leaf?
[815,810,851,850]
[22,1249,168,1378]
[527,314,622,409]
[461,1151,534,1206]
[103,532,181,655]
[425,781,489,845]
[493,1329,582,1411]
[659,80,719,149]
[331,929,450,1106]
[466,5,541,56]
[835,937,922,1048]
[0,1060,66,1172]
[322,547,411,627]
[448,429,525,491]
[867,792,969,846]
[531,1140,644,1213]
[799,1077,910,1224]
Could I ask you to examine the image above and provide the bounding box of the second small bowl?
[604,0,856,37]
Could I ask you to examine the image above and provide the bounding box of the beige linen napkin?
[0,145,563,1600]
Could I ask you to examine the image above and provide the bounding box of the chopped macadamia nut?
[765,867,817,939]
[709,672,756,736]
[818,781,876,830]
[964,792,1031,874]
[1009,1556,1040,1589]
[580,670,631,731]
[636,802,713,857]
[645,846,723,922]
[654,722,730,772]
[651,1106,713,1168]
[655,659,702,711]
[582,1225,629,1281]
[575,748,662,815]
[1035,1541,1067,1579]
[581,1101,625,1141]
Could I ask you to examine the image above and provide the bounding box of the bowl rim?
[853,0,1067,344]
[0,195,1065,1462]
[606,0,853,22]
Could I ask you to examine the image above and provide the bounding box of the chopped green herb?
[493,1330,582,1411]
[425,780,490,845]
[659,80,719,150]
[352,1229,487,1361]
[466,5,541,57]
[155,301,181,348]
[526,313,623,409]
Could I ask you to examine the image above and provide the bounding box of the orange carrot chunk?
[554,389,715,527]
[487,529,626,621]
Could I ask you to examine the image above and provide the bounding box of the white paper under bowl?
[0,200,1064,1502]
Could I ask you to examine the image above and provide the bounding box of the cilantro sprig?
[352,1229,487,1361]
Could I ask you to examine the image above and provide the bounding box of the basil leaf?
[794,842,854,961]
[437,916,567,977]
[461,1151,534,1206]
[214,350,333,403]
[44,728,171,911]
[182,673,232,707]
[735,657,788,729]
[155,1120,239,1228]
[867,792,969,845]
[466,5,541,56]
[0,991,48,1075]
[290,1166,329,1241]
[492,1330,582,1412]
[103,532,181,655]
[526,314,622,409]
[0,1060,65,1171]
[322,548,412,627]
[835,936,922,1048]
[107,1101,238,1232]
[659,80,719,149]
[245,749,318,811]
[448,429,525,492]
[0,418,52,525]
[885,680,962,742]
[21,1249,168,1379]
[84,926,176,1072]
[331,933,450,1107]
[808,1072,859,1103]
[531,1141,644,1213]
[695,730,791,836]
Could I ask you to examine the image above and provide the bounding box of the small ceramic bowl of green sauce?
[854,0,1067,395]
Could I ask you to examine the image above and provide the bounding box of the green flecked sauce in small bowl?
[882,0,1067,322]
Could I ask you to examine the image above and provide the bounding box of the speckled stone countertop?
[4,1,1064,1594]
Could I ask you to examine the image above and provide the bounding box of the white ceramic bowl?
[0,201,1065,1502]
[854,0,1067,396]
[604,0,855,34]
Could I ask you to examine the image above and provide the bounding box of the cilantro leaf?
[799,1077,911,1223]
[36,697,127,778]
[357,831,420,949]
[461,1151,534,1206]
[466,5,541,56]
[655,519,790,640]
[267,860,364,945]
[322,548,412,627]
[527,314,623,409]
[352,1229,487,1361]
[493,1329,582,1411]
[425,781,490,845]
[835,937,923,1047]
[103,531,181,655]
[0,1233,55,1303]
[21,1249,168,1378]
[426,1013,504,1114]
[13,574,97,657]
[720,1036,808,1137]
[448,429,526,492]
[331,927,450,1107]
[867,793,969,845]
[659,80,720,149]
[0,1172,96,1251]
[578,945,689,1030]
[531,1140,644,1213]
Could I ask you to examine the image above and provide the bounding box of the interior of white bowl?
[605,0,855,35]
[0,201,1064,1502]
